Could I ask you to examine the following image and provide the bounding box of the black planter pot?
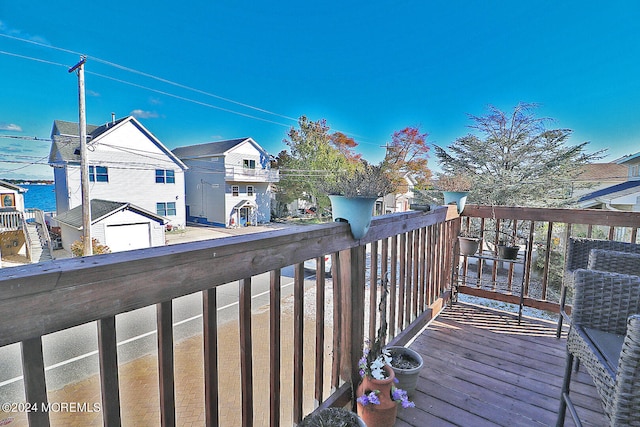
[498,245,520,260]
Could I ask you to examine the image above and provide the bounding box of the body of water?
[23,184,56,213]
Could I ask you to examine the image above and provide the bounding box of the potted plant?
[495,230,521,260]
[356,275,415,427]
[458,230,482,256]
[323,163,396,239]
[386,346,424,398]
[300,407,366,427]
[435,174,473,213]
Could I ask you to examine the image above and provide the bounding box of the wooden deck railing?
[0,205,458,426]
[458,205,640,313]
[0,210,23,231]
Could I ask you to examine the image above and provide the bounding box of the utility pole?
[69,56,92,255]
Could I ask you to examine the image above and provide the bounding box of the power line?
[0,35,374,144]
[88,71,293,128]
[0,33,297,123]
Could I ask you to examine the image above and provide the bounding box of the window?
[632,165,640,178]
[232,185,239,196]
[247,185,254,196]
[156,202,177,216]
[156,169,175,184]
[89,166,108,182]
[243,159,256,169]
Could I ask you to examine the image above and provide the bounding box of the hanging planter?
[498,245,520,260]
[435,174,473,214]
[458,236,481,256]
[329,195,378,240]
[442,191,469,214]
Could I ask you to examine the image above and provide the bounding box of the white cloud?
[0,20,50,45]
[86,89,100,97]
[0,123,22,132]
[130,110,159,119]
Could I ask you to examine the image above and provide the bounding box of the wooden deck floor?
[395,302,607,427]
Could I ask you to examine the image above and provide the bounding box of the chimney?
[111,113,116,124]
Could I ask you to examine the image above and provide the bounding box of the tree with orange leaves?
[383,126,432,191]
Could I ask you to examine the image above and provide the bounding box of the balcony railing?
[0,204,638,426]
[225,166,280,183]
[0,205,458,426]
[457,205,640,313]
[0,210,23,231]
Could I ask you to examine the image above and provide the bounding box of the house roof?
[54,199,167,229]
[172,138,265,159]
[233,199,257,209]
[0,180,27,193]
[578,180,640,203]
[615,151,640,165]
[575,163,628,181]
[48,116,187,169]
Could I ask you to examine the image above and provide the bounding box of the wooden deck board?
[397,302,607,427]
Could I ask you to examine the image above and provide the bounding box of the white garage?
[105,222,151,252]
[54,199,167,254]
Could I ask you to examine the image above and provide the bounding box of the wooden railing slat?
[97,315,121,427]
[21,337,50,427]
[203,288,219,427]
[314,261,324,407]
[269,270,281,427]
[157,300,175,427]
[239,278,253,427]
[293,264,304,425]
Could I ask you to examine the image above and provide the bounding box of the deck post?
[339,244,366,404]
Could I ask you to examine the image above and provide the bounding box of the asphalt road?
[0,266,318,404]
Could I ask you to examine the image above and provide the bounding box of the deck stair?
[26,222,52,263]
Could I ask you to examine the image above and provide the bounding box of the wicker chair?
[556,269,640,427]
[556,238,640,338]
[588,249,640,277]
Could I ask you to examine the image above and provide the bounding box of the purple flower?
[401,400,416,409]
[392,388,406,401]
[392,386,415,409]
[357,391,380,406]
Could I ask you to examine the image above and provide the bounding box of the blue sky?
[1,1,639,180]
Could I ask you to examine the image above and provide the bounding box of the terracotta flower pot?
[356,365,398,427]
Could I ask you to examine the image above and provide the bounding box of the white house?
[48,116,188,228]
[54,199,167,253]
[0,180,28,257]
[172,138,278,227]
[578,153,640,211]
[383,172,417,214]
[0,180,26,214]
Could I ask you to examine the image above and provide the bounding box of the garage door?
[105,223,151,252]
